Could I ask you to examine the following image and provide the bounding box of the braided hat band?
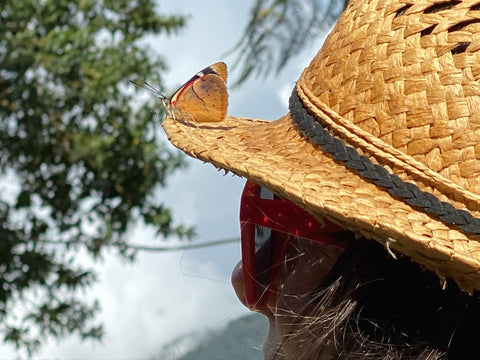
[299,0,480,210]
[162,0,480,293]
[290,87,480,237]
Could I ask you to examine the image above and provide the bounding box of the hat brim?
[162,113,480,293]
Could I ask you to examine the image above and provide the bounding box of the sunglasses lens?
[240,181,347,310]
[253,225,273,296]
[252,187,277,304]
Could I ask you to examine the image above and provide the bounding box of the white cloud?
[36,246,247,359]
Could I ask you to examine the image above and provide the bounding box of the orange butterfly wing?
[208,62,227,83]
[170,62,228,123]
[174,74,228,123]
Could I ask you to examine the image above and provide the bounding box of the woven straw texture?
[162,0,480,292]
[163,115,480,293]
[300,0,480,212]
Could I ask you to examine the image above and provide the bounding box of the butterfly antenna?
[129,80,167,100]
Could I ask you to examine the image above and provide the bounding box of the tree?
[231,0,349,84]
[0,0,191,355]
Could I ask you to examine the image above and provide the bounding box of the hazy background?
[0,1,327,358]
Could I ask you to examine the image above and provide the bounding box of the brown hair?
[275,238,480,359]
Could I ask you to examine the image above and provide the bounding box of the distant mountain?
[154,313,268,360]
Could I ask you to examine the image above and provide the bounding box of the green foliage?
[0,0,189,355]
[231,0,348,85]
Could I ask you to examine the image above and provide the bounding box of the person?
[231,181,480,359]
[161,0,480,358]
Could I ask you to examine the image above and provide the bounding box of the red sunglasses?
[240,181,348,311]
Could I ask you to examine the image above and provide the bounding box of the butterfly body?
[170,62,228,123]
[132,62,228,123]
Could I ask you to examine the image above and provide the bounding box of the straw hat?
[162,0,480,293]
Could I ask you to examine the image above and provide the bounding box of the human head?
[232,182,480,359]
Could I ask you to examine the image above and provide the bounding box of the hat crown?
[302,0,480,195]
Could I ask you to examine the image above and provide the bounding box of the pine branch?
[229,0,348,85]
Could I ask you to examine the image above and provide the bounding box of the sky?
[0,1,328,359]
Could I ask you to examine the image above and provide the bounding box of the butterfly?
[131,62,228,123]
